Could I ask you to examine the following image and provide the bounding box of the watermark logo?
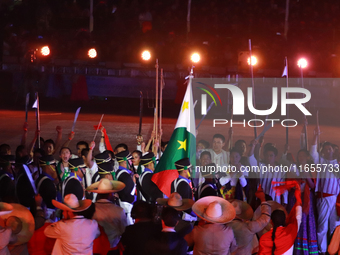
[200,85,311,116]
[195,78,313,128]
[197,82,222,115]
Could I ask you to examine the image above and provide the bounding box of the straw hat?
[157,192,194,211]
[253,201,287,237]
[192,196,236,224]
[229,199,253,221]
[0,203,35,245]
[52,194,92,212]
[86,178,125,194]
[0,202,13,216]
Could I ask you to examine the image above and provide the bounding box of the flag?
[32,99,38,108]
[152,73,196,197]
[282,65,287,77]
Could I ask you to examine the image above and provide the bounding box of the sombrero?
[157,192,194,211]
[229,199,253,221]
[86,178,125,194]
[192,196,236,224]
[52,194,92,212]
[253,201,287,237]
[0,203,35,245]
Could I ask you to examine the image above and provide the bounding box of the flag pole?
[93,114,104,142]
[35,92,41,148]
[155,59,159,142]
[284,57,289,145]
[300,65,308,150]
[249,39,257,138]
[159,68,164,155]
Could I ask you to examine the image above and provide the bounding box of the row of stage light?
[142,50,308,69]
[35,46,98,59]
[34,46,310,69]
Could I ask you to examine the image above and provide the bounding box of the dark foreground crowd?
[0,122,340,255]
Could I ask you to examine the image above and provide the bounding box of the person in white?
[203,132,231,168]
[248,140,288,205]
[310,126,340,254]
[44,194,100,255]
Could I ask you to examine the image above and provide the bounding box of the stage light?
[297,58,307,68]
[41,46,50,56]
[88,48,97,58]
[191,53,200,63]
[141,50,151,61]
[247,56,257,66]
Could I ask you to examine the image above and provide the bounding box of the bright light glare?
[247,56,257,66]
[41,46,50,56]
[141,50,151,61]
[88,48,97,58]
[191,53,200,63]
[297,58,308,68]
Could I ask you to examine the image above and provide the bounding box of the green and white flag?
[152,73,196,197]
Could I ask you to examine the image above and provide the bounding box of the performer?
[228,185,271,255]
[137,152,163,202]
[56,147,72,182]
[203,133,230,167]
[87,178,127,253]
[258,183,302,255]
[310,126,340,254]
[287,149,318,255]
[0,202,14,255]
[248,140,288,205]
[115,150,136,225]
[171,158,193,200]
[195,163,219,199]
[219,148,248,201]
[156,192,194,237]
[121,201,161,255]
[185,196,237,254]
[44,194,100,255]
[145,206,188,255]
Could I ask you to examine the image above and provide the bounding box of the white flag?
[282,65,287,77]
[32,99,37,108]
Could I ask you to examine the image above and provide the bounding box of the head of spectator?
[212,134,225,154]
[76,141,89,158]
[161,206,181,230]
[131,201,153,223]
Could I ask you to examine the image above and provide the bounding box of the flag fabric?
[152,74,196,197]
[282,65,287,77]
[93,124,113,152]
[32,99,38,108]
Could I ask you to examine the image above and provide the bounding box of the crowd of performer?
[0,122,340,255]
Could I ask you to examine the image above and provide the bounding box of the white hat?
[157,192,194,211]
[86,178,125,194]
[193,196,236,224]
[52,194,92,212]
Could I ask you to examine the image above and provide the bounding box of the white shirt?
[204,149,230,168]
[310,144,340,195]
[248,155,288,204]
[44,215,100,255]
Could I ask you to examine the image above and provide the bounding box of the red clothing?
[27,223,56,255]
[93,225,111,255]
[258,205,301,255]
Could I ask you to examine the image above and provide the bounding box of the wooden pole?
[249,39,257,138]
[155,59,159,140]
